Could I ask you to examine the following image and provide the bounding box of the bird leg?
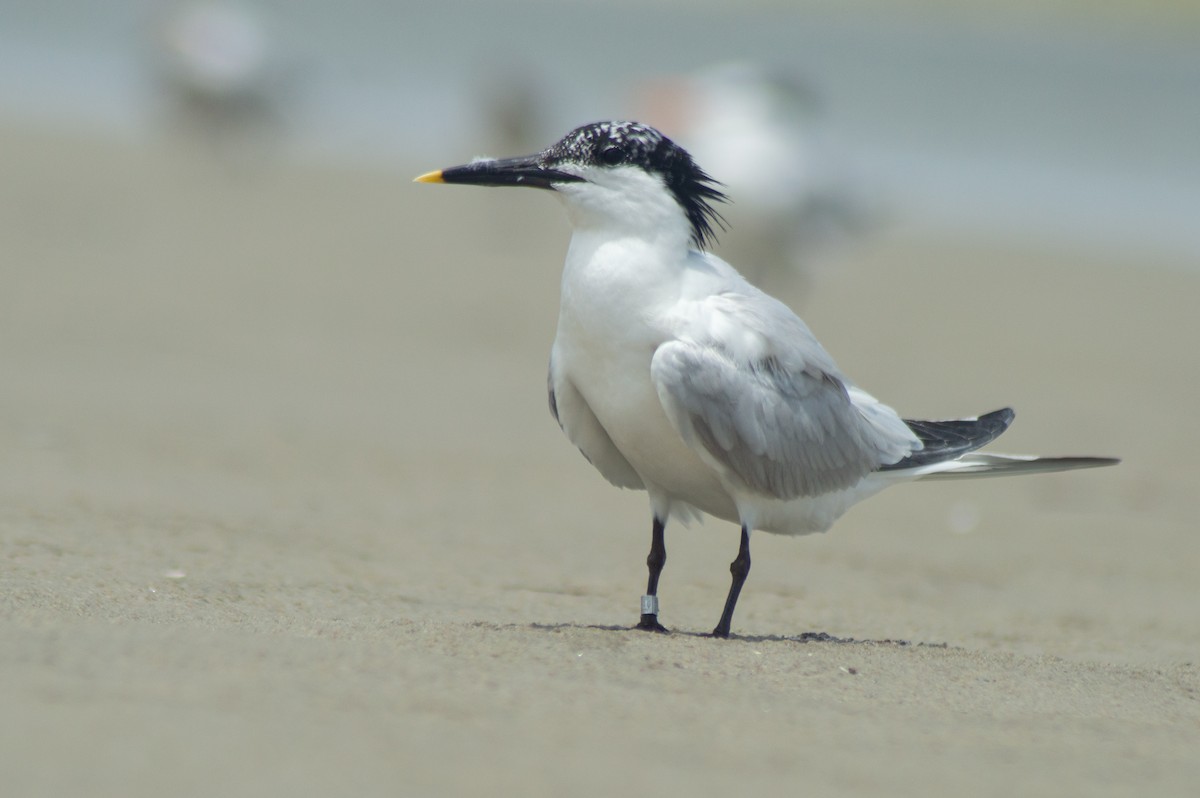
[712,526,751,638]
[636,516,669,633]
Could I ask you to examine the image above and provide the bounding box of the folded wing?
[651,293,920,499]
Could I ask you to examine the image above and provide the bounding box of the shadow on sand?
[527,621,952,648]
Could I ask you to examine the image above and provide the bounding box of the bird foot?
[636,615,670,633]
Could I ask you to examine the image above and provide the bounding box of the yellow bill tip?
[413,169,445,184]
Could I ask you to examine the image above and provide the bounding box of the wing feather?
[652,293,919,499]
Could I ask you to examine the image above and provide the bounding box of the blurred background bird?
[636,62,878,297]
[150,2,302,166]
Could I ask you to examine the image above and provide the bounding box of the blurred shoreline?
[3,1,1198,261]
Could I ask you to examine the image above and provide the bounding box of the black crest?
[544,121,728,250]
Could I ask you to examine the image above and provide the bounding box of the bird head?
[416,120,727,250]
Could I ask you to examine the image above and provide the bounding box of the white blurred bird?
[638,63,874,293]
[416,121,1116,638]
[153,3,296,162]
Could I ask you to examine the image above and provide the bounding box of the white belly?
[554,319,739,524]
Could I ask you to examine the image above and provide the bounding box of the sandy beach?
[2,126,1197,796]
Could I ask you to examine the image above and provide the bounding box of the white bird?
[637,63,874,293]
[153,3,297,163]
[415,121,1117,638]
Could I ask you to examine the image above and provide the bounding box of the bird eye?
[599,146,624,166]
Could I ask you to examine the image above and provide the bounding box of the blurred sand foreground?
[2,127,1197,796]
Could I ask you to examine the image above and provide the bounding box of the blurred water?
[1,0,1197,259]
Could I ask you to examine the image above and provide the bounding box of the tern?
[637,63,872,289]
[416,120,1117,638]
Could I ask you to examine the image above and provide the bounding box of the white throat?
[553,166,693,254]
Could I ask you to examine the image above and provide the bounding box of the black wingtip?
[883,408,1016,470]
[985,407,1016,426]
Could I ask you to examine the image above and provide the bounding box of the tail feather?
[911,453,1120,480]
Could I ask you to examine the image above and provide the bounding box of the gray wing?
[548,358,644,490]
[651,339,915,499]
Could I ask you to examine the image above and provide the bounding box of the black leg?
[712,525,751,638]
[635,517,669,633]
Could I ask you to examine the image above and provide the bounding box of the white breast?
[552,233,739,522]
